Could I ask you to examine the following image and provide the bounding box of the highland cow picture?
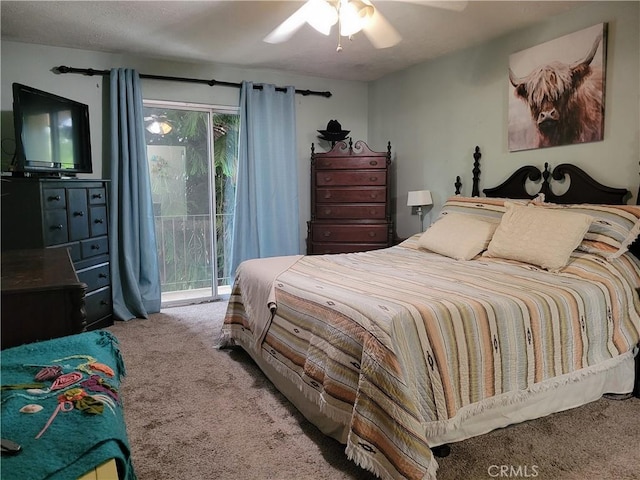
[508,23,607,152]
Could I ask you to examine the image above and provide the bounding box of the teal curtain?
[109,68,161,320]
[230,82,300,274]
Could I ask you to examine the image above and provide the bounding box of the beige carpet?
[107,300,640,480]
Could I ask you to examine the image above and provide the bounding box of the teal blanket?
[1,331,136,480]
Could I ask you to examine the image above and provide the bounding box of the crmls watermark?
[488,465,540,478]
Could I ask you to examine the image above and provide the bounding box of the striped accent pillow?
[532,203,640,259]
[439,196,529,223]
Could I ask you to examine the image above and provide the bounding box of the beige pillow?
[485,202,592,271]
[418,212,499,260]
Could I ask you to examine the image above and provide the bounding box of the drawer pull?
[324,176,333,182]
[98,273,108,279]
[323,209,332,215]
[368,232,377,237]
[100,300,110,306]
[323,231,332,237]
[91,244,101,250]
[48,195,61,202]
[51,224,64,230]
[73,211,85,217]
[94,218,104,224]
[92,193,103,199]
[369,176,378,182]
[369,160,378,166]
[323,192,332,199]
[370,193,378,199]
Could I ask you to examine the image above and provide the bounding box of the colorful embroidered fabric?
[0,330,136,480]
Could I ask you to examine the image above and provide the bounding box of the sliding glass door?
[143,101,239,305]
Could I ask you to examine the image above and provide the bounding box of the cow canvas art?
[508,23,607,152]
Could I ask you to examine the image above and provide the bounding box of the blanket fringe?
[96,330,126,380]
[346,442,438,480]
[260,348,354,426]
[423,350,635,438]
[216,325,236,349]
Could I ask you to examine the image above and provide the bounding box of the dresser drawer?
[67,189,90,241]
[88,188,107,205]
[315,157,386,170]
[315,204,387,219]
[311,224,389,243]
[90,206,108,237]
[85,286,112,325]
[316,170,386,186]
[316,187,386,203]
[43,210,69,245]
[76,262,110,292]
[80,236,109,259]
[43,188,66,209]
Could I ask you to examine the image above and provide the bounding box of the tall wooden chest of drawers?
[1,177,113,331]
[307,140,393,254]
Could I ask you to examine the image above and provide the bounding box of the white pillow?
[418,212,499,260]
[485,202,592,271]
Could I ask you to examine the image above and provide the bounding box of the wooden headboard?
[454,147,631,205]
[482,162,629,205]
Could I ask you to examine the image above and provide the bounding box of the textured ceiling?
[1,1,584,82]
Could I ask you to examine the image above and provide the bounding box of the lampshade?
[407,190,433,207]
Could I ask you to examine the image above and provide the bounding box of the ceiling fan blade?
[361,8,401,49]
[263,3,311,44]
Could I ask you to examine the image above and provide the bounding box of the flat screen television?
[10,83,92,176]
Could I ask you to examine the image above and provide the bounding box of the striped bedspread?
[222,236,640,480]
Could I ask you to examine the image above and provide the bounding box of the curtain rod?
[53,66,332,98]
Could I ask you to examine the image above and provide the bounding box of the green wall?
[369,1,640,238]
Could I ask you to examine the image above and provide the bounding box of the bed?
[219,148,640,480]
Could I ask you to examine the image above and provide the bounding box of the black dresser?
[1,177,113,330]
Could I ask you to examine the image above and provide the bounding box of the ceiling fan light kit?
[265,0,400,52]
[264,0,468,52]
[306,0,338,35]
[338,1,373,37]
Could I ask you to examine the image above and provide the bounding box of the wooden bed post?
[471,146,481,197]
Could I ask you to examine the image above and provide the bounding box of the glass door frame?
[144,99,238,307]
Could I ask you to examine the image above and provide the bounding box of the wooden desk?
[1,248,87,349]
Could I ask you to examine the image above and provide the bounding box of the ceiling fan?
[264,0,468,51]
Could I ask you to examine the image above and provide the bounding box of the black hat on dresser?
[317,119,350,142]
